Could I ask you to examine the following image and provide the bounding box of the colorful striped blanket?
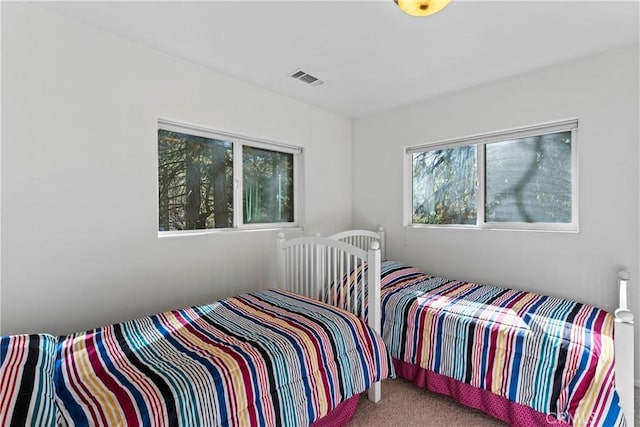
[55,289,392,426]
[379,261,624,426]
[1,334,58,426]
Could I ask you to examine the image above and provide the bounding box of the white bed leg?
[615,270,634,426]
[367,381,381,403]
[615,318,634,426]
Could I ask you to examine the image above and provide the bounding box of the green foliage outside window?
[411,130,573,227]
[158,130,233,231]
[158,128,296,232]
[243,147,294,224]
[412,146,477,225]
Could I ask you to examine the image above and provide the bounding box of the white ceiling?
[34,0,639,118]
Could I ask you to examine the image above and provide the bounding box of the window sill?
[406,223,578,233]
[158,224,302,238]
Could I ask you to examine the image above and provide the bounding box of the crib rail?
[277,234,381,333]
[328,226,386,260]
[277,233,382,402]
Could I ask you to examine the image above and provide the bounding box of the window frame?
[158,118,303,236]
[404,119,579,232]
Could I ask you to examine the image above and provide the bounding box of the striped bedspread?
[55,289,392,426]
[380,261,624,426]
[1,334,57,426]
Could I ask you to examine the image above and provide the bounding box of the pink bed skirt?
[310,393,361,427]
[394,359,571,426]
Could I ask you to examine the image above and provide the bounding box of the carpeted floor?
[350,378,506,426]
[350,380,640,426]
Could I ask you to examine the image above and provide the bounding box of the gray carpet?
[350,380,639,426]
[350,378,505,426]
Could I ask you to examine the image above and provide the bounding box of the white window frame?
[404,119,579,232]
[158,118,303,236]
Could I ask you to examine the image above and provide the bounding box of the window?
[406,119,577,231]
[412,145,477,225]
[243,146,294,224]
[158,119,301,234]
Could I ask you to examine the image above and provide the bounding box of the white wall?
[353,44,640,379]
[1,3,353,335]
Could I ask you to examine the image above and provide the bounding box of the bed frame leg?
[614,270,634,426]
[615,318,634,426]
[367,381,381,403]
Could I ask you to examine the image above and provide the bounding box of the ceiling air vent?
[289,69,324,87]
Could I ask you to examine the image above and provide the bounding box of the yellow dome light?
[394,0,452,17]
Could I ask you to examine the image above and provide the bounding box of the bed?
[1,237,392,426]
[280,228,635,427]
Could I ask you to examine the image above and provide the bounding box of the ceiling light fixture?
[394,0,451,17]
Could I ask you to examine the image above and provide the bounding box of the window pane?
[243,146,294,224]
[412,146,477,225]
[158,129,233,231]
[485,131,572,223]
